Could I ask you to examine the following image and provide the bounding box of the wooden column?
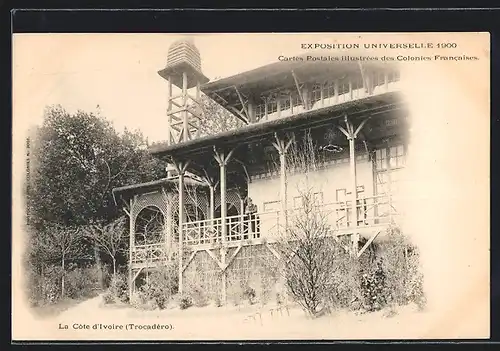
[214,147,235,304]
[334,80,339,104]
[320,83,325,107]
[175,161,190,294]
[247,98,255,123]
[165,194,173,259]
[302,85,309,110]
[128,197,135,300]
[239,194,245,239]
[276,96,281,118]
[337,116,369,256]
[166,76,172,145]
[182,71,188,142]
[272,133,294,233]
[209,184,215,221]
[196,81,201,139]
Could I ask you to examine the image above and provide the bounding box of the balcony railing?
[131,243,168,265]
[181,194,401,246]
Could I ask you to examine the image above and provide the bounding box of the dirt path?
[19,296,450,340]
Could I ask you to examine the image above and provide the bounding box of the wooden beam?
[265,242,281,260]
[182,251,198,273]
[205,248,224,270]
[223,245,243,271]
[128,197,135,300]
[234,86,249,118]
[337,125,350,138]
[291,70,306,107]
[132,267,144,285]
[227,105,250,124]
[357,231,380,258]
[234,158,250,183]
[354,117,370,139]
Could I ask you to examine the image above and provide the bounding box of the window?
[267,99,278,114]
[375,144,406,171]
[338,78,350,95]
[280,95,291,111]
[291,93,302,108]
[255,104,266,120]
[263,200,280,212]
[311,84,322,104]
[388,70,401,83]
[389,145,405,169]
[373,71,386,88]
[322,81,335,99]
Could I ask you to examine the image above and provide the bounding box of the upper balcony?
[201,55,401,125]
[130,193,403,268]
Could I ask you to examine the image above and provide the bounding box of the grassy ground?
[30,297,87,319]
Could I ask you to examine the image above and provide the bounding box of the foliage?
[64,263,102,299]
[359,259,388,312]
[179,295,194,310]
[377,226,426,310]
[102,291,115,305]
[197,95,245,137]
[275,192,343,318]
[109,273,129,304]
[27,105,166,228]
[134,264,177,310]
[184,283,210,307]
[25,105,167,307]
[242,286,257,305]
[81,216,127,275]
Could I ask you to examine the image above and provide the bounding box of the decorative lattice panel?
[170,190,209,219]
[225,245,279,299]
[132,191,169,220]
[184,249,221,299]
[214,189,243,214]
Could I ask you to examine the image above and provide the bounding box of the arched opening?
[134,206,165,245]
[214,203,239,218]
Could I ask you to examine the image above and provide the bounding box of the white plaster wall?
[248,157,374,212]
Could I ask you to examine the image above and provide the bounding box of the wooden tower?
[158,39,209,145]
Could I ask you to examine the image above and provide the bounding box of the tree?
[27,105,167,229]
[25,105,167,302]
[81,216,127,276]
[33,223,89,298]
[198,94,245,136]
[275,191,347,317]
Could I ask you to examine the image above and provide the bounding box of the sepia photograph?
[12,32,490,340]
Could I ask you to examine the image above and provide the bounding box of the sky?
[13,33,334,143]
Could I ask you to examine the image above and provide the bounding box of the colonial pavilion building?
[112,39,408,302]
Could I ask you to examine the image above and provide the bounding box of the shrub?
[179,295,193,310]
[102,291,115,304]
[359,259,388,312]
[109,274,129,303]
[226,282,244,306]
[243,286,257,305]
[185,283,210,307]
[214,295,223,307]
[65,265,101,300]
[135,264,177,310]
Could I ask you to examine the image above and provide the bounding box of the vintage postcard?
[12,32,490,341]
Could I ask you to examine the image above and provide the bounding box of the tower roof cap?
[158,38,209,89]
